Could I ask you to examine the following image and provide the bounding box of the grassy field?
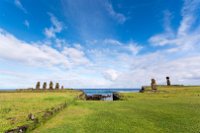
[0,90,81,133]
[32,86,200,133]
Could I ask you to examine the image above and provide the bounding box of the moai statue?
[166,77,171,86]
[49,81,53,90]
[61,86,64,90]
[139,86,145,93]
[36,82,40,90]
[151,79,157,91]
[43,82,47,90]
[55,83,60,90]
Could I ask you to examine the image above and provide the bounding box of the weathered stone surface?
[61,86,64,90]
[35,82,40,90]
[113,92,120,100]
[28,113,35,121]
[6,102,68,133]
[166,77,171,86]
[86,94,111,100]
[139,86,145,93]
[43,111,53,119]
[5,125,28,133]
[43,82,47,90]
[49,81,53,90]
[151,79,157,91]
[55,83,60,90]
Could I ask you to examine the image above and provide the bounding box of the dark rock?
[18,126,28,133]
[86,94,101,100]
[28,113,35,120]
[33,118,39,124]
[5,125,28,133]
[43,110,53,119]
[113,93,120,100]
[139,86,145,93]
[86,94,111,100]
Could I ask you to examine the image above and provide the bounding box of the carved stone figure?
[36,82,40,90]
[61,86,64,90]
[43,82,47,90]
[166,77,171,86]
[139,86,145,93]
[151,79,157,91]
[55,83,60,90]
[49,81,53,90]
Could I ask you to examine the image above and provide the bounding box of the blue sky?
[0,0,200,89]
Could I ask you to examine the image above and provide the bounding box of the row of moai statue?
[151,77,171,91]
[35,81,64,90]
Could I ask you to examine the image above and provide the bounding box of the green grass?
[0,90,81,132]
[32,86,200,133]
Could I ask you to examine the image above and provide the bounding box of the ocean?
[78,88,140,101]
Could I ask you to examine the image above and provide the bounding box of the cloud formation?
[105,2,126,24]
[149,0,200,48]
[14,0,27,13]
[103,69,119,81]
[1,0,200,88]
[24,20,29,28]
[0,29,89,69]
[44,13,64,38]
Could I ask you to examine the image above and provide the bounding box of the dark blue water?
[78,88,140,101]
[80,88,139,95]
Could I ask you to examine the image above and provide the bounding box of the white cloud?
[163,10,173,33]
[0,28,90,69]
[54,38,69,49]
[105,2,126,24]
[62,47,90,66]
[104,50,200,87]
[178,16,194,37]
[149,0,200,48]
[178,0,200,36]
[149,33,174,46]
[126,42,142,55]
[44,13,63,38]
[92,39,142,55]
[103,69,119,81]
[24,20,29,28]
[14,0,27,13]
[103,39,122,46]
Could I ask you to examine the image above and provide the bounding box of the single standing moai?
[61,86,64,90]
[43,82,47,90]
[36,81,40,90]
[55,83,60,90]
[166,77,171,86]
[49,81,53,90]
[151,79,157,91]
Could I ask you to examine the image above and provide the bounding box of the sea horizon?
[0,88,140,90]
